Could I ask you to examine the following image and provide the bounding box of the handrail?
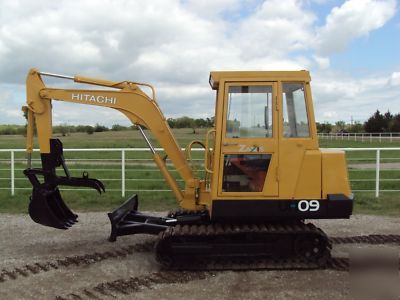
[204,129,216,174]
[185,140,206,175]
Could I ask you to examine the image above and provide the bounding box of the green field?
[1,129,399,216]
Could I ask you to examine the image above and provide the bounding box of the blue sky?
[0,0,399,126]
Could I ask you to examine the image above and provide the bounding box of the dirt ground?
[1,213,399,300]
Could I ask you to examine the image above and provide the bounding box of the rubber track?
[55,271,212,300]
[0,240,155,283]
[330,234,400,245]
[156,222,332,270]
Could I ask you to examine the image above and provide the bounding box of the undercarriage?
[108,195,331,270]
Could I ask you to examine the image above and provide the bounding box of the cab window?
[282,83,310,137]
[222,154,271,192]
[226,85,273,138]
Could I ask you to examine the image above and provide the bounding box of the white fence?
[0,147,399,198]
[327,147,400,197]
[318,132,400,143]
[0,148,203,197]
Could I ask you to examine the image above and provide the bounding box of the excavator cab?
[208,71,352,221]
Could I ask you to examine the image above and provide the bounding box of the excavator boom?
[23,69,207,233]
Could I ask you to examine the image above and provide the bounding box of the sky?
[0,0,399,126]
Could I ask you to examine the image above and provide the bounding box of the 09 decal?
[297,200,320,212]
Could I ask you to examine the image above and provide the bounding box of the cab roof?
[209,71,311,90]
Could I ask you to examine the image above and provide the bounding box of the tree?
[334,121,346,132]
[111,124,128,131]
[364,110,388,133]
[167,118,177,128]
[167,117,214,129]
[316,122,332,133]
[174,116,194,128]
[86,126,94,135]
[391,114,400,132]
[55,124,69,136]
[383,111,393,132]
[94,123,109,132]
[347,122,364,133]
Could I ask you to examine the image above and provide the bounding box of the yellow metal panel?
[321,150,351,198]
[209,71,311,90]
[293,150,321,199]
[277,80,319,199]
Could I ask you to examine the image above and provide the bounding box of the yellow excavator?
[23,68,353,269]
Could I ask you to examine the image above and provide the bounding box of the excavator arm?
[23,69,205,236]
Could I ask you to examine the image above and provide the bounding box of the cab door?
[217,81,279,197]
[278,81,320,199]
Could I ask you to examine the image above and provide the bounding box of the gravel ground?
[0,212,399,300]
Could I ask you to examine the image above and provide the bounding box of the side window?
[282,83,310,137]
[226,85,273,138]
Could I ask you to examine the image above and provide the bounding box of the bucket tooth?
[28,187,77,230]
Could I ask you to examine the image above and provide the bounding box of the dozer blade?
[108,194,173,242]
[29,186,78,230]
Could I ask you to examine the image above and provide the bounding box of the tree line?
[1,111,399,136]
[0,116,215,136]
[317,110,400,133]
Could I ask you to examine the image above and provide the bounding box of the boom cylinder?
[138,125,183,202]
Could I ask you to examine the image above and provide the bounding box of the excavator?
[23,68,353,269]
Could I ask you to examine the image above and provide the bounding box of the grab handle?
[204,129,216,174]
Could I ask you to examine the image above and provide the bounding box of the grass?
[0,128,209,149]
[318,138,400,148]
[0,129,399,216]
[0,190,177,213]
[319,138,400,164]
[353,192,400,217]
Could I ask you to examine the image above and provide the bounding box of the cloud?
[312,72,400,122]
[389,72,400,86]
[0,85,25,123]
[314,55,330,69]
[234,0,316,59]
[315,0,396,55]
[183,0,242,19]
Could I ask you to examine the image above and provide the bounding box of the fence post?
[375,149,380,198]
[390,133,392,143]
[121,150,125,197]
[11,150,15,196]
